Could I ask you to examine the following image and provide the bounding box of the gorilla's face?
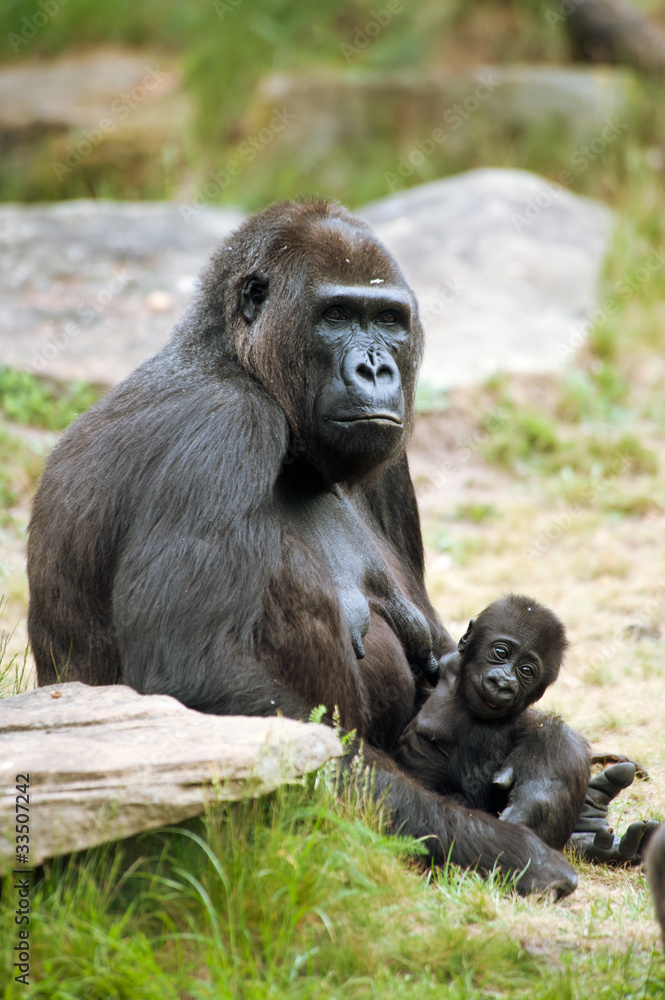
[235,211,422,485]
[310,283,411,482]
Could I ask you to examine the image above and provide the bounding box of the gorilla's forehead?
[302,215,405,283]
[316,282,411,305]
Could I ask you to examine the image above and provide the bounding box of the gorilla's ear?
[458,617,476,652]
[240,271,270,322]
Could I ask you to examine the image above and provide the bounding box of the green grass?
[1,776,663,999]
[478,399,658,480]
[0,366,101,431]
[0,368,100,522]
[449,503,497,524]
[414,383,451,416]
[0,424,44,521]
[557,365,631,424]
[0,607,29,697]
[0,427,24,509]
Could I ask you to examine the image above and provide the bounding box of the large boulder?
[0,683,343,871]
[361,169,613,389]
[0,200,242,384]
[0,169,612,389]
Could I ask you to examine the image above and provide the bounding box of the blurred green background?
[1,0,664,209]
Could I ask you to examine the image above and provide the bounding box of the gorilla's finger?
[593,827,615,850]
[587,762,636,802]
[618,821,647,859]
[492,765,515,790]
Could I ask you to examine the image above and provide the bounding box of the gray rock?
[0,50,184,133]
[0,50,193,200]
[0,683,342,871]
[0,168,612,390]
[247,66,634,168]
[467,65,635,134]
[0,200,243,384]
[361,169,613,389]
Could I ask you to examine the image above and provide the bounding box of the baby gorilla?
[396,594,586,849]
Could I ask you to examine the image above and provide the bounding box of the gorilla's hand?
[571,762,659,864]
[495,769,566,839]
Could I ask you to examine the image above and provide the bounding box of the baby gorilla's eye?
[492,644,509,661]
[324,306,346,321]
[519,664,535,678]
[377,309,399,324]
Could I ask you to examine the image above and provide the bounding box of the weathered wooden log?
[0,683,343,871]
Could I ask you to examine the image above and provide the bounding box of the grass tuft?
[479,396,658,480]
[0,366,101,431]
[4,773,661,999]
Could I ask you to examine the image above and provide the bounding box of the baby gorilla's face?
[456,595,566,721]
[461,632,545,720]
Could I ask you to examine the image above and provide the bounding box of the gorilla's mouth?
[476,694,502,713]
[480,695,514,717]
[467,682,511,718]
[328,413,404,427]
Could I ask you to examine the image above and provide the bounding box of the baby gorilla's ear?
[458,617,476,652]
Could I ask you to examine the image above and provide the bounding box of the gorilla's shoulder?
[46,340,289,499]
[71,341,284,437]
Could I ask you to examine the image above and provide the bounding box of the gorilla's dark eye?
[493,644,509,661]
[377,310,399,324]
[324,307,346,322]
[519,664,535,678]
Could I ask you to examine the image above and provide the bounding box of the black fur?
[396,595,590,849]
[28,199,585,895]
[647,824,665,946]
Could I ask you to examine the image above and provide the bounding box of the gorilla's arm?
[493,719,655,862]
[108,369,370,729]
[363,454,456,661]
[360,744,578,897]
[493,710,590,849]
[29,351,354,723]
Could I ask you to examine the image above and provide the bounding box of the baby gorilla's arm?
[495,710,590,850]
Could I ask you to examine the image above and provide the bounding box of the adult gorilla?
[27,199,642,894]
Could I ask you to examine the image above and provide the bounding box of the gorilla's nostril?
[355,362,375,382]
[354,359,397,385]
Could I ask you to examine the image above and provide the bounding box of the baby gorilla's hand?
[496,768,566,839]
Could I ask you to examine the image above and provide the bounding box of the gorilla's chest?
[446,722,514,813]
[276,483,435,680]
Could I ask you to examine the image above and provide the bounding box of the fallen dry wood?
[0,683,343,870]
